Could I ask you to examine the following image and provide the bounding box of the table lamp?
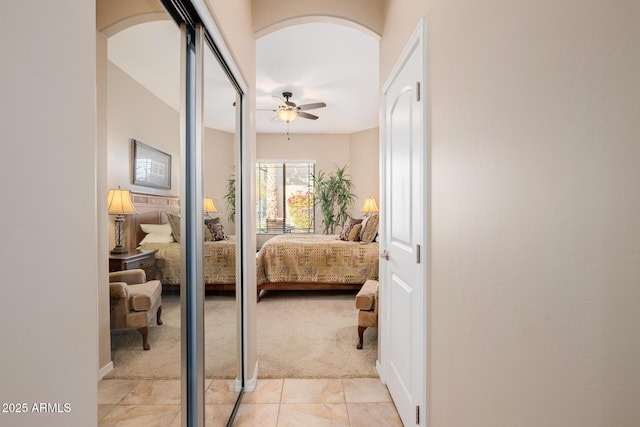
[204,198,218,218]
[108,187,138,254]
[360,197,379,216]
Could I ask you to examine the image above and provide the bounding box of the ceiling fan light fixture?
[278,108,298,123]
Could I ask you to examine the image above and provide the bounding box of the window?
[256,161,315,234]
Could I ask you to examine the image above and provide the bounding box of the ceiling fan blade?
[272,95,286,107]
[297,111,319,120]
[271,115,281,122]
[298,102,326,111]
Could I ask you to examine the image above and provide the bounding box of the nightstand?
[109,248,158,280]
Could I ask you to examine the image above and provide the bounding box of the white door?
[381,18,427,426]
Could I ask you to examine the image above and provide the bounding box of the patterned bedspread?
[140,240,236,285]
[256,234,379,284]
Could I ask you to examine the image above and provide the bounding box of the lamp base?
[110,246,129,255]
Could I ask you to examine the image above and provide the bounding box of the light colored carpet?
[257,290,378,378]
[106,293,238,379]
[105,290,378,380]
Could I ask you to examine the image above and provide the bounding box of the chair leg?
[138,326,150,351]
[357,325,367,349]
[156,306,163,325]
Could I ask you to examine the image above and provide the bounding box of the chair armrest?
[109,269,147,285]
[356,280,379,310]
[109,282,129,300]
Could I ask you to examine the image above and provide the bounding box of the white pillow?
[139,223,175,244]
[140,223,173,235]
[140,233,175,244]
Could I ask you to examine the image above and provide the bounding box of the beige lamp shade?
[360,197,379,214]
[204,198,218,213]
[107,188,138,215]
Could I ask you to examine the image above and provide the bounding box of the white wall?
[382,1,640,425]
[0,1,97,426]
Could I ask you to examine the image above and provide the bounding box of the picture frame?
[131,139,172,189]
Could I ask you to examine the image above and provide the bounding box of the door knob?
[380,250,389,260]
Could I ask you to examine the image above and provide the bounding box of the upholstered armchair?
[355,280,379,349]
[109,269,162,350]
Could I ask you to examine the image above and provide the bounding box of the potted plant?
[312,164,356,234]
[224,170,236,224]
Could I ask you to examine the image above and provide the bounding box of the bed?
[256,233,379,300]
[126,192,237,291]
[126,193,379,297]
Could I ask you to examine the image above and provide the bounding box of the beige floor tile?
[205,404,235,427]
[278,403,349,427]
[98,404,180,427]
[98,379,140,404]
[232,403,280,427]
[98,404,116,420]
[242,379,284,404]
[281,379,344,404]
[347,402,403,427]
[342,378,392,403]
[120,379,182,405]
[206,379,241,405]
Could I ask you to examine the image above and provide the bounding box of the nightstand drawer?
[109,249,158,280]
[123,258,155,279]
[123,256,154,270]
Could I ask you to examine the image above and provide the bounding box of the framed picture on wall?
[131,139,172,189]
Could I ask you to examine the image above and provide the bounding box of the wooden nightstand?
[109,248,158,280]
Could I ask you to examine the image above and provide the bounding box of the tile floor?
[98,377,403,426]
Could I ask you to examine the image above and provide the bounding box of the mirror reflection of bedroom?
[100,9,241,425]
[253,23,381,379]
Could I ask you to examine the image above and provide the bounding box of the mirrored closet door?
[201,32,242,421]
[99,1,245,426]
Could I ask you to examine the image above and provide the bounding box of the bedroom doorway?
[253,19,381,380]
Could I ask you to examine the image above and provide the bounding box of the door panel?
[390,90,413,246]
[382,18,427,427]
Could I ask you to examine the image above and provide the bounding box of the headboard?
[126,192,180,249]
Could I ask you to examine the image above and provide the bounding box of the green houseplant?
[312,164,356,235]
[224,171,236,224]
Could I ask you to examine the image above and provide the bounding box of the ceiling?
[256,23,379,134]
[108,20,379,135]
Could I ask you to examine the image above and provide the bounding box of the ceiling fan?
[270,91,326,123]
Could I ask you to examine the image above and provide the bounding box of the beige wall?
[382,1,640,425]
[349,127,380,214]
[0,1,97,426]
[107,61,181,196]
[96,32,112,373]
[251,0,384,37]
[97,0,167,36]
[204,127,235,232]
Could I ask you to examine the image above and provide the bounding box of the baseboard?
[244,361,259,392]
[376,360,385,383]
[98,361,114,380]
